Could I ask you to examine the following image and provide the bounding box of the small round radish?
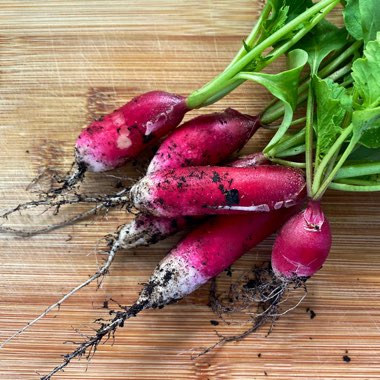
[75,91,188,172]
[146,108,261,174]
[271,200,332,279]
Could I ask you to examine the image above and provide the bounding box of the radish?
[76,91,188,173]
[271,200,332,279]
[40,206,296,379]
[42,91,188,195]
[130,165,306,217]
[146,108,260,174]
[217,201,332,341]
[118,152,271,249]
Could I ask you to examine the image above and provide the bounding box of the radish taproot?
[41,206,297,379]
[146,108,260,174]
[130,165,306,217]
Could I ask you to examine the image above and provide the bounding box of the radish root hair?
[0,229,124,349]
[195,262,307,358]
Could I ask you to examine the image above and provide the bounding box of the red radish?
[76,91,188,172]
[130,165,306,217]
[119,152,270,249]
[1,91,188,203]
[146,108,260,174]
[271,200,332,279]
[41,206,296,379]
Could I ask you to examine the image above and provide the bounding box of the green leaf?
[314,76,352,165]
[284,0,313,23]
[343,0,363,41]
[264,0,313,44]
[352,107,380,148]
[237,49,308,152]
[352,36,380,107]
[295,19,348,73]
[348,145,380,162]
[343,0,380,44]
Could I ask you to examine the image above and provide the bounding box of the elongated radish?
[76,91,188,173]
[130,165,306,217]
[146,108,260,174]
[271,200,332,279]
[38,91,188,196]
[41,206,296,379]
[120,152,271,249]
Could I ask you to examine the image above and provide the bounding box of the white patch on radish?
[118,223,146,249]
[214,204,271,212]
[137,255,208,308]
[274,201,284,210]
[117,134,132,150]
[145,106,173,135]
[110,111,126,127]
[284,199,297,208]
[130,178,156,213]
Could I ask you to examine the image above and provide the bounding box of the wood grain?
[1,1,380,379]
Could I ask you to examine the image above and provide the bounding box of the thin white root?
[0,204,105,237]
[0,237,121,349]
[0,188,130,220]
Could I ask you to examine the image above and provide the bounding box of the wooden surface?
[1,1,380,379]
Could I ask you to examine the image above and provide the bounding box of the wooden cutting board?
[1,1,380,379]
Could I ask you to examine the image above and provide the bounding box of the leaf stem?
[269,158,306,168]
[305,83,315,197]
[312,124,355,199]
[335,162,380,179]
[276,144,306,157]
[267,127,306,156]
[186,0,339,109]
[225,1,273,70]
[329,182,380,192]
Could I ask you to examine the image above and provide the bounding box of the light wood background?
[1,1,380,379]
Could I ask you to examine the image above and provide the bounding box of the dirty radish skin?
[271,200,332,279]
[121,152,270,248]
[117,214,190,249]
[76,91,188,172]
[146,108,261,174]
[130,165,306,217]
[42,207,297,379]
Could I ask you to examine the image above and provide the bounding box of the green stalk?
[276,144,306,157]
[305,83,315,197]
[329,182,380,192]
[225,1,273,70]
[318,40,362,78]
[313,124,355,199]
[269,158,306,169]
[267,127,306,156]
[186,0,339,109]
[335,162,380,180]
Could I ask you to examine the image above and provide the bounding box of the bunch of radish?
[2,0,380,378]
